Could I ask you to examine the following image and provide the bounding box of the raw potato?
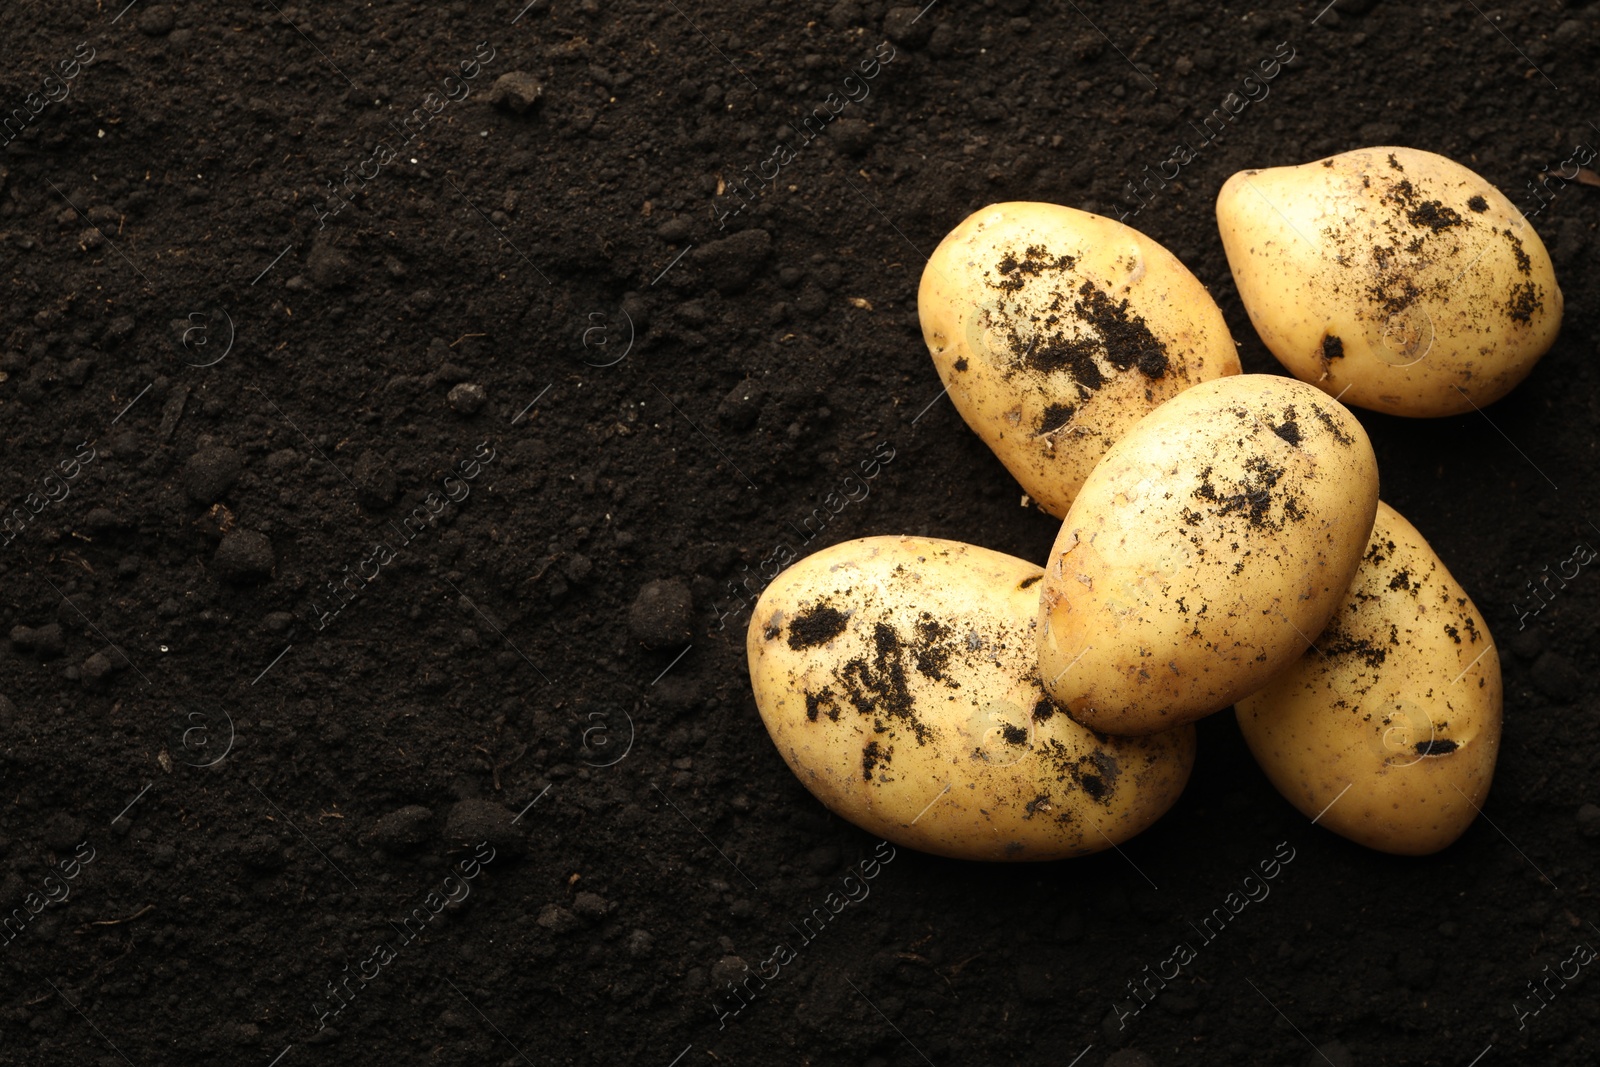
[920,202,1241,518]
[1236,501,1502,855]
[1038,374,1379,736]
[747,535,1196,861]
[1217,146,1562,417]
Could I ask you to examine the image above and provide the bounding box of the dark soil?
[0,1,1597,1065]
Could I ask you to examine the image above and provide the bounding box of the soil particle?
[629,579,695,649]
[1406,200,1464,232]
[805,687,840,722]
[212,529,275,584]
[1193,457,1297,531]
[488,71,544,113]
[839,622,931,743]
[1038,401,1076,434]
[448,382,488,415]
[693,229,773,294]
[352,450,399,510]
[862,739,887,780]
[365,805,435,854]
[1026,333,1105,387]
[1507,281,1541,323]
[883,5,933,46]
[1313,406,1355,445]
[442,799,527,858]
[999,270,1168,386]
[996,245,1078,292]
[1416,739,1458,756]
[1504,229,1533,274]
[788,603,849,649]
[537,905,583,934]
[1321,334,1344,363]
[911,615,954,680]
[10,623,67,660]
[1321,630,1389,669]
[137,4,176,35]
[80,651,116,689]
[1074,281,1169,379]
[182,445,243,503]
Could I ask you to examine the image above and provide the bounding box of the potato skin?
[1037,374,1379,736]
[1217,146,1562,417]
[1236,502,1502,855]
[919,202,1240,518]
[747,536,1195,861]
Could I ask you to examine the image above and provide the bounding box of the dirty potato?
[747,535,1196,861]
[920,202,1241,517]
[1037,374,1379,736]
[1236,501,1502,855]
[1217,146,1562,417]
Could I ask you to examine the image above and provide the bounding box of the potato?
[1217,146,1562,417]
[1037,374,1379,736]
[1235,501,1502,855]
[747,535,1196,861]
[919,202,1241,518]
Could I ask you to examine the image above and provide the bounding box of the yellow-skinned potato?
[1236,501,1502,855]
[919,202,1241,517]
[1038,374,1378,736]
[1217,146,1562,417]
[747,535,1196,861]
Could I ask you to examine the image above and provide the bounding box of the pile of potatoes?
[748,147,1554,860]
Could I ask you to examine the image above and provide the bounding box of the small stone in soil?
[442,798,527,857]
[882,6,933,47]
[213,530,275,584]
[448,382,487,415]
[628,579,693,649]
[710,956,749,986]
[81,652,115,689]
[488,72,544,113]
[138,5,176,34]
[367,805,435,853]
[183,445,243,503]
[693,229,772,294]
[572,891,612,920]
